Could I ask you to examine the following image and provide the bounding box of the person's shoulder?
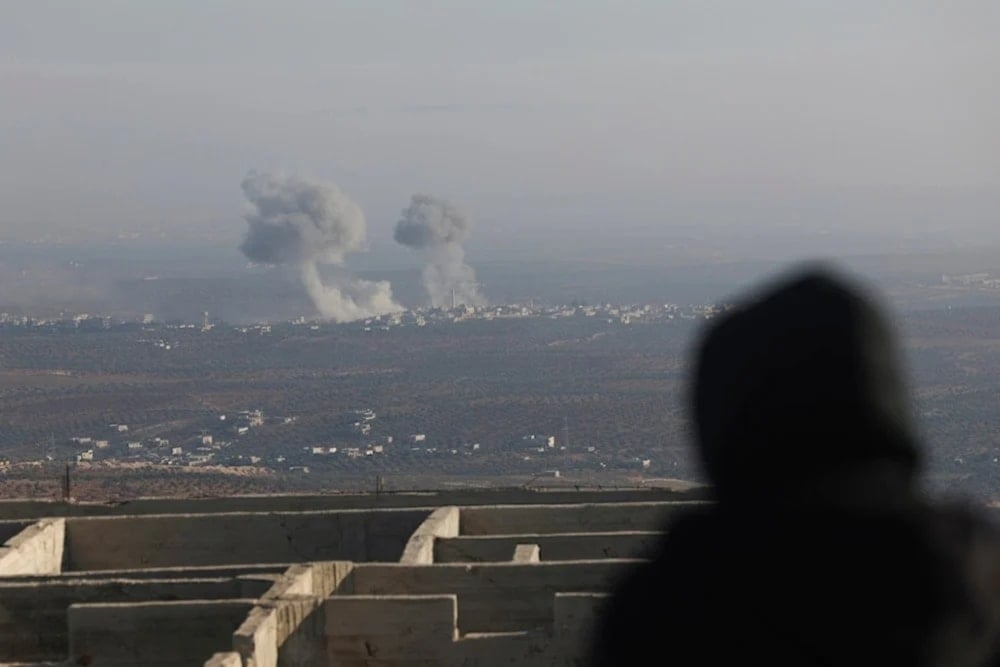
[925,500,1000,664]
[924,500,1000,561]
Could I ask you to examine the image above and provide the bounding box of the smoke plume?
[240,171,401,321]
[393,194,485,308]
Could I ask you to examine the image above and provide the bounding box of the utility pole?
[562,416,570,450]
[62,463,71,503]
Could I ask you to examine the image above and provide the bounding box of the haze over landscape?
[0,2,997,503]
[2,2,998,253]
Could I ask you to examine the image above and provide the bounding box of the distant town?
[0,298,725,333]
[1,292,996,502]
[0,300,726,485]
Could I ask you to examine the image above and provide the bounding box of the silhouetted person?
[594,265,1000,666]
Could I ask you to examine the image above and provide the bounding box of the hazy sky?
[1,1,998,256]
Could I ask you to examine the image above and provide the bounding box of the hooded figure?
[594,265,1000,666]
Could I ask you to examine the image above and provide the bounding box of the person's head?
[692,263,921,505]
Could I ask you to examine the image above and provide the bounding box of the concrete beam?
[0,519,65,576]
[400,506,460,564]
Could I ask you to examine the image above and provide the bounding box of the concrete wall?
[0,487,704,520]
[100,564,287,581]
[326,595,457,666]
[233,605,278,667]
[347,560,637,633]
[400,506,460,564]
[63,509,430,571]
[313,561,355,598]
[453,630,552,667]
[459,501,704,536]
[252,562,355,666]
[68,600,256,667]
[322,593,609,666]
[0,562,289,583]
[0,519,65,576]
[552,592,609,662]
[0,577,273,663]
[435,531,663,562]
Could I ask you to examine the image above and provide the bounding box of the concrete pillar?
[205,652,243,667]
[399,507,460,564]
[513,544,541,563]
[0,518,65,576]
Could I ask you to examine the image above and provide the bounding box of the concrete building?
[0,486,713,666]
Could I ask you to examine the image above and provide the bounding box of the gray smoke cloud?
[394,194,485,308]
[240,171,401,321]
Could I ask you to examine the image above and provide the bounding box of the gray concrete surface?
[0,486,704,520]
[0,577,273,662]
[0,495,717,665]
[458,501,704,535]
[348,560,638,633]
[63,509,430,570]
[68,600,257,667]
[435,530,663,562]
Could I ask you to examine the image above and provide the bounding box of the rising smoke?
[240,171,401,322]
[393,194,485,308]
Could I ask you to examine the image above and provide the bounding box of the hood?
[692,264,921,505]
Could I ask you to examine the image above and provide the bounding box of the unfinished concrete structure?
[0,488,706,666]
